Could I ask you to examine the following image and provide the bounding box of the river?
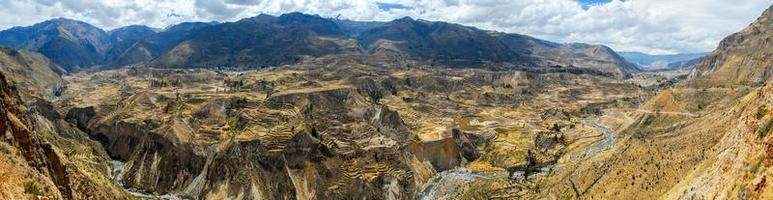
[111,160,184,200]
[416,168,503,200]
[579,117,617,158]
[416,117,618,199]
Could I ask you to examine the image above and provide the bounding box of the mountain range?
[0,13,638,78]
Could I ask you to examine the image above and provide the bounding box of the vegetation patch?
[758,119,773,138]
[756,105,768,120]
[23,181,46,196]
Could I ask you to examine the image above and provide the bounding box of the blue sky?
[576,0,614,9]
[376,2,413,11]
[0,0,769,54]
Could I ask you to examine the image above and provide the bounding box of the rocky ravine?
[59,65,480,199]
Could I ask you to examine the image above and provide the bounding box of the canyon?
[0,4,770,200]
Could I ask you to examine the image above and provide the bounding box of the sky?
[0,0,769,55]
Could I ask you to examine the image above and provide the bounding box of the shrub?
[759,119,773,138]
[23,181,46,196]
[756,106,768,120]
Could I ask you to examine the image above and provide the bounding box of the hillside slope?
[659,5,773,198]
[571,5,773,199]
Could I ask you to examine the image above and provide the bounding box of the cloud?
[0,0,769,54]
[194,0,244,19]
[224,0,262,6]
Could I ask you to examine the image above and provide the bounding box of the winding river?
[416,168,502,200]
[416,117,618,200]
[579,117,617,158]
[111,160,184,200]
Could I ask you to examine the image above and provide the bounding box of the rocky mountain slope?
[651,5,773,198]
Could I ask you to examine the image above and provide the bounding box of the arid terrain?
[52,53,644,199]
[0,3,770,200]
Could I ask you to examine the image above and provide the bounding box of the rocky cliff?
[0,71,127,199]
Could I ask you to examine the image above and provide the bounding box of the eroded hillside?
[47,53,645,199]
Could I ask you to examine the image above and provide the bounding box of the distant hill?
[111,22,214,67]
[619,51,708,70]
[151,13,359,69]
[105,25,157,64]
[666,57,704,69]
[359,17,639,77]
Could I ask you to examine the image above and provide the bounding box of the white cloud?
[0,0,769,54]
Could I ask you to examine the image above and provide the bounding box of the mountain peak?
[38,17,98,29]
[278,12,326,22]
[394,16,415,22]
[163,22,214,32]
[109,25,155,33]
